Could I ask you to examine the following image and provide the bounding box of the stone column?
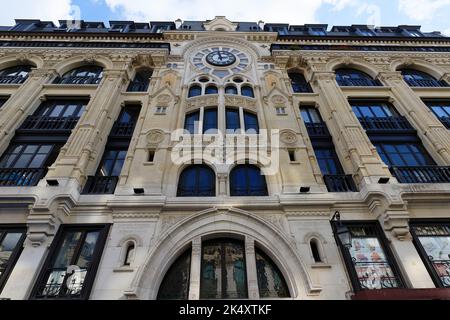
[245,236,260,300]
[0,68,58,153]
[46,69,129,184]
[311,71,391,184]
[188,237,202,300]
[378,71,450,164]
[0,206,61,300]
[218,85,226,134]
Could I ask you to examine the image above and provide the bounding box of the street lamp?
[331,211,352,249]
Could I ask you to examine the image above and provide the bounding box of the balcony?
[0,168,45,187]
[391,166,450,183]
[54,76,101,85]
[109,122,136,138]
[323,174,358,192]
[405,79,448,88]
[82,176,118,194]
[0,75,28,84]
[358,116,414,132]
[305,123,330,137]
[20,116,79,132]
[337,78,381,87]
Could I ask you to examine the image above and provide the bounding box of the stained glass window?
[200,239,248,299]
[157,249,192,300]
[0,228,26,292]
[336,224,404,291]
[411,223,450,288]
[255,249,290,298]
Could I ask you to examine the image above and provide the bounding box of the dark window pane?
[188,86,202,98]
[241,86,254,98]
[244,112,259,133]
[157,249,192,300]
[203,109,218,133]
[185,112,200,134]
[177,165,216,197]
[226,109,240,131]
[230,165,268,197]
[205,86,218,95]
[256,249,290,298]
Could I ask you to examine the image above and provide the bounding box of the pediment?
[203,16,238,32]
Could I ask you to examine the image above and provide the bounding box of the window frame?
[410,220,450,288]
[0,225,27,293]
[30,224,111,300]
[230,164,268,197]
[177,164,216,197]
[374,142,435,167]
[332,221,405,292]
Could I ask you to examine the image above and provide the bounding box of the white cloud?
[103,0,325,24]
[399,0,450,21]
[0,0,74,25]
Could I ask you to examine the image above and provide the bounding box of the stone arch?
[125,208,320,300]
[0,54,42,70]
[53,55,113,77]
[327,57,380,79]
[391,58,446,80]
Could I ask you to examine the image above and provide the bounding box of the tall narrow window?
[310,240,322,263]
[200,239,248,299]
[410,222,450,288]
[123,243,135,266]
[315,148,344,175]
[184,111,200,134]
[127,68,152,92]
[177,165,216,197]
[226,108,240,132]
[244,112,259,134]
[31,225,110,300]
[230,165,268,197]
[255,248,290,298]
[0,227,26,293]
[203,108,218,133]
[288,72,312,93]
[333,222,404,291]
[157,249,192,300]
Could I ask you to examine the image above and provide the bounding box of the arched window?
[124,242,135,266]
[256,248,291,298]
[188,85,202,98]
[241,85,254,98]
[55,65,103,85]
[177,165,216,197]
[0,65,33,84]
[335,68,381,87]
[205,85,218,95]
[201,239,248,299]
[127,68,152,92]
[310,239,322,263]
[225,85,238,95]
[400,69,448,87]
[157,249,192,300]
[230,165,268,196]
[288,72,312,93]
[244,111,259,134]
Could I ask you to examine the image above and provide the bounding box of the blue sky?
[1,0,450,34]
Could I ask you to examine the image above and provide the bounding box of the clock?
[206,50,237,67]
[192,47,250,78]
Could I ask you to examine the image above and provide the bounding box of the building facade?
[0,16,449,300]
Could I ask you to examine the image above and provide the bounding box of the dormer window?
[358,28,375,36]
[310,28,326,36]
[407,30,423,37]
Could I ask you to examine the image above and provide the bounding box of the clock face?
[206,51,237,66]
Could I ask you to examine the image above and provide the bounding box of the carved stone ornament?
[146,129,165,146]
[157,94,172,105]
[280,129,298,145]
[271,95,287,105]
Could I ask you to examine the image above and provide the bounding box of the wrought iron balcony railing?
[0,168,45,187]
[82,176,118,194]
[291,83,313,93]
[337,78,382,87]
[110,122,136,138]
[323,174,358,192]
[0,75,28,84]
[358,116,414,132]
[54,76,102,85]
[305,123,331,137]
[438,117,450,129]
[405,79,448,88]
[20,116,79,132]
[391,166,450,184]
